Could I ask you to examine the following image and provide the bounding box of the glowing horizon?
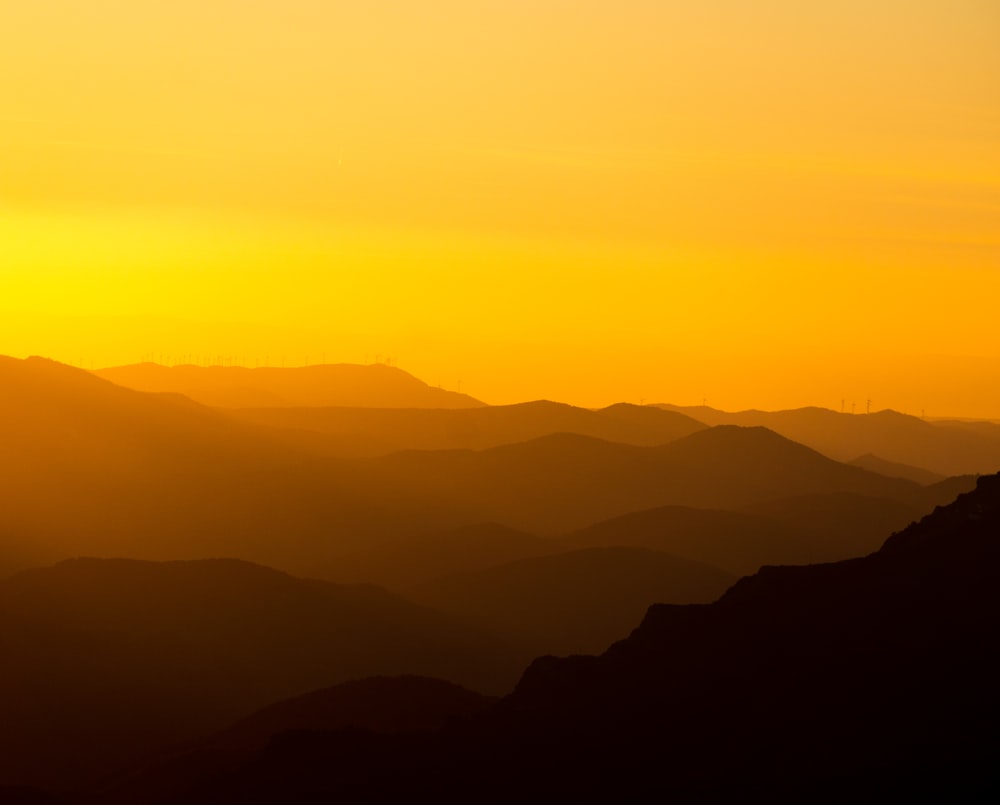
[2,1,999,416]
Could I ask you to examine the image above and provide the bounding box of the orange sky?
[2,1,999,415]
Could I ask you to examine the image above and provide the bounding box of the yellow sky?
[2,1,999,415]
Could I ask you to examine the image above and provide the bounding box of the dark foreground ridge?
[132,472,1000,804]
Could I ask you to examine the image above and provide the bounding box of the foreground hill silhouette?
[657,403,1000,477]
[0,558,529,790]
[93,362,483,408]
[216,675,496,751]
[131,473,1000,804]
[102,677,497,805]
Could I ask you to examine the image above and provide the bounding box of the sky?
[2,1,999,415]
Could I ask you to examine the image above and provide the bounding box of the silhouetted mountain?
[147,473,1000,804]
[848,452,945,485]
[737,491,924,555]
[0,356,313,572]
[226,400,706,457]
[657,403,1000,476]
[323,523,556,589]
[563,503,867,575]
[491,472,1000,799]
[930,418,1000,438]
[0,558,530,791]
[103,676,497,805]
[0,356,962,585]
[367,425,934,534]
[93,362,483,408]
[924,472,981,508]
[218,675,496,750]
[408,547,735,655]
[0,357,488,576]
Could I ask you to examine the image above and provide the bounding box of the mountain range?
[1,354,999,802]
[106,472,1000,804]
[2,357,973,579]
[224,399,706,457]
[408,546,735,655]
[0,558,529,791]
[656,403,1000,477]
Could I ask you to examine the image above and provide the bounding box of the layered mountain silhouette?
[0,357,363,573]
[366,426,964,534]
[227,399,706,457]
[93,362,483,408]
[3,357,969,579]
[5,353,998,803]
[657,403,1000,476]
[562,498,914,576]
[215,675,496,751]
[737,491,922,552]
[123,473,1000,804]
[324,523,557,589]
[931,417,1000,439]
[848,452,945,485]
[0,356,311,572]
[102,677,497,805]
[408,546,735,655]
[0,558,530,790]
[2,357,537,576]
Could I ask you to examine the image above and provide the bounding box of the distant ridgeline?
[92,361,485,408]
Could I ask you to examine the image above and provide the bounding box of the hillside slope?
[148,474,1000,803]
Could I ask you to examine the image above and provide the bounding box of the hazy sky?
[2,1,998,414]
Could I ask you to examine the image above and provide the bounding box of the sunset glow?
[3,1,998,414]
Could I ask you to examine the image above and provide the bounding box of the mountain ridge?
[0,556,532,790]
[92,362,484,409]
[134,472,1000,803]
[655,402,1000,476]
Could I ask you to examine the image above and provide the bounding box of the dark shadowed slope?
[491,472,1000,799]
[408,547,734,656]
[322,523,557,589]
[102,677,498,805]
[565,481,978,576]
[154,473,1000,804]
[923,472,981,507]
[563,503,866,576]
[216,676,496,752]
[656,403,1000,476]
[0,558,530,791]
[225,400,706,457]
[848,453,945,485]
[736,492,924,556]
[93,362,483,409]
